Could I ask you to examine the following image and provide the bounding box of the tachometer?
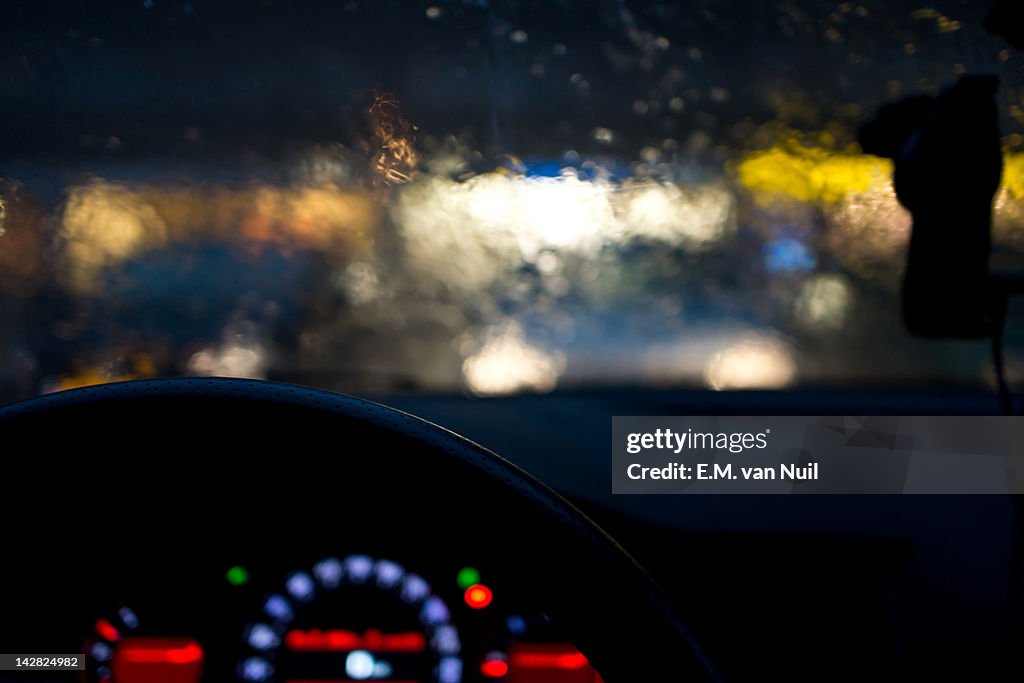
[238,555,462,683]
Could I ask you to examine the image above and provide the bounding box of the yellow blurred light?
[54,369,138,392]
[703,335,797,390]
[462,323,565,396]
[737,140,1024,276]
[57,179,379,292]
[1001,152,1024,200]
[60,181,169,293]
[735,145,892,204]
[737,141,1024,210]
[239,184,378,253]
[50,353,157,392]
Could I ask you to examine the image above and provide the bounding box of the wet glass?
[1,0,1022,400]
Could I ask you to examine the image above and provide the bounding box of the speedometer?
[238,555,462,683]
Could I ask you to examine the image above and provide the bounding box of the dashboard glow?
[285,629,427,653]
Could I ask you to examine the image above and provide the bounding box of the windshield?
[1,0,1022,400]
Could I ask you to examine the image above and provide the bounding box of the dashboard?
[0,381,1019,683]
[0,379,698,683]
[24,550,600,683]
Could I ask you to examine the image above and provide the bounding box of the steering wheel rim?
[0,377,721,682]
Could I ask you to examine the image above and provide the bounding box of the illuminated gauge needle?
[284,650,411,683]
[345,650,390,679]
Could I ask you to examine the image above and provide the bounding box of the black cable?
[991,291,1014,415]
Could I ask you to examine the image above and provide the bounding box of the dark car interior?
[1,1,1023,682]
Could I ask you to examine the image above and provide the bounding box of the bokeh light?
[703,335,798,390]
[462,323,565,397]
[2,1,1024,400]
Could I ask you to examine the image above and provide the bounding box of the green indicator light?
[226,565,249,586]
[457,567,481,590]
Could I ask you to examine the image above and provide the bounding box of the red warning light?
[112,637,204,683]
[95,619,120,642]
[481,658,510,678]
[507,643,605,682]
[510,650,587,670]
[463,583,493,609]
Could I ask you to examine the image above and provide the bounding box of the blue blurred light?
[401,574,430,604]
[420,596,451,625]
[374,559,405,589]
[438,656,462,683]
[313,558,343,589]
[524,161,566,178]
[344,555,374,584]
[285,572,315,602]
[506,614,527,635]
[246,624,279,651]
[263,594,293,621]
[764,237,816,273]
[241,657,272,683]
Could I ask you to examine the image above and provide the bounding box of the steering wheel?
[0,378,720,682]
